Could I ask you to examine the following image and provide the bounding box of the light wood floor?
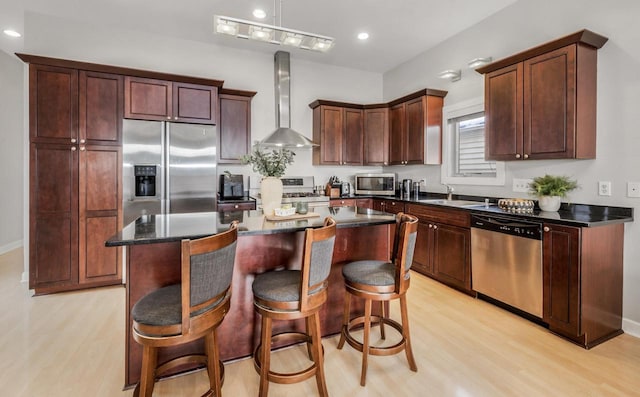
[3,247,640,396]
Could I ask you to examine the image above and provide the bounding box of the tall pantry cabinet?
[27,61,123,294]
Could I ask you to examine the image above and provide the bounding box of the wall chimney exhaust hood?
[260,51,317,148]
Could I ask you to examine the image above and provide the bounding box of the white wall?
[383,0,640,331]
[0,51,24,254]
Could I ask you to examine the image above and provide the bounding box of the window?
[441,98,504,186]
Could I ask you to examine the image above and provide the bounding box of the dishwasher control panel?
[470,214,542,240]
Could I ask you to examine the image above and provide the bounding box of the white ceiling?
[0,0,517,73]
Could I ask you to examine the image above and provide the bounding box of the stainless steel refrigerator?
[123,119,217,224]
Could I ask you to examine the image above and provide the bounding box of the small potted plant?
[528,174,578,212]
[241,148,295,215]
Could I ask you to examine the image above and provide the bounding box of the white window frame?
[441,97,505,186]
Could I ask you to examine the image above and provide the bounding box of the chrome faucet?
[443,184,454,200]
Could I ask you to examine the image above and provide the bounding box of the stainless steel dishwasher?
[470,213,543,318]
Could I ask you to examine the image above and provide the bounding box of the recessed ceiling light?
[3,29,21,38]
[253,9,267,19]
[357,32,369,40]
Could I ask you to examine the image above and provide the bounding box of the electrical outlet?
[512,178,532,193]
[598,181,612,196]
[628,182,640,198]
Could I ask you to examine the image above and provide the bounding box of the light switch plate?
[628,182,640,198]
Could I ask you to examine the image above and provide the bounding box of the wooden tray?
[265,212,321,221]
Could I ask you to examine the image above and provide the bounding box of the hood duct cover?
[260,51,317,148]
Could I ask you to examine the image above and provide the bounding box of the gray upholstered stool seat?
[252,270,301,303]
[342,260,396,286]
[132,284,225,331]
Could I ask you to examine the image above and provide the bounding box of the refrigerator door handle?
[163,123,170,215]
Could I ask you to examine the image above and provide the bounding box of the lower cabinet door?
[411,221,433,276]
[30,143,79,290]
[432,223,470,291]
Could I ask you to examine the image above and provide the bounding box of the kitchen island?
[106,206,396,388]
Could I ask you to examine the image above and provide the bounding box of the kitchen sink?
[417,199,489,208]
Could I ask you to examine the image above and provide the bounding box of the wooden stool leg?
[259,316,273,397]
[305,316,314,360]
[139,344,158,397]
[379,301,386,340]
[360,298,372,386]
[337,292,351,349]
[400,294,417,372]
[310,311,328,397]
[206,329,223,397]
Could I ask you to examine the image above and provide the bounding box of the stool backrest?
[300,217,337,312]
[180,221,239,333]
[392,213,418,294]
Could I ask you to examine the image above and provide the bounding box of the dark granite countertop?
[106,206,396,247]
[356,193,634,227]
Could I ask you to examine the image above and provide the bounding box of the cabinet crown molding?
[476,29,608,74]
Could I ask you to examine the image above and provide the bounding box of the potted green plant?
[528,174,578,212]
[241,148,295,216]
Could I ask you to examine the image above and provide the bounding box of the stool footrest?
[254,331,324,384]
[342,316,407,357]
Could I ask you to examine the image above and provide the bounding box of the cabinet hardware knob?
[524,153,529,159]
[174,116,178,120]
[433,225,438,229]
[166,116,171,120]
[544,226,550,232]
[384,162,388,165]
[234,205,239,209]
[71,138,77,143]
[515,153,521,159]
[80,139,86,144]
[71,146,77,151]
[429,224,433,228]
[80,146,85,151]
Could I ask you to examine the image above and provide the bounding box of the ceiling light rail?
[214,15,334,52]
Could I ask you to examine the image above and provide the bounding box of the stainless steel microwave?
[354,173,396,196]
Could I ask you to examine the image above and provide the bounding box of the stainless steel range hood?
[260,51,317,148]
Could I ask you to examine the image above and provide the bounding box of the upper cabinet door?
[314,105,343,165]
[342,108,363,165]
[485,63,523,161]
[524,45,577,159]
[388,103,405,165]
[363,107,389,166]
[405,96,425,165]
[124,77,172,121]
[172,82,217,125]
[218,93,251,164]
[79,71,123,144]
[30,65,78,143]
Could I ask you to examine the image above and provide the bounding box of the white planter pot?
[261,177,283,216]
[538,195,562,212]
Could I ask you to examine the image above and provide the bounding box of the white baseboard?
[623,318,640,338]
[0,240,22,255]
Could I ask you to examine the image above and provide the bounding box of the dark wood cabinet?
[29,65,78,142]
[356,198,373,208]
[406,204,471,292]
[389,94,444,165]
[124,77,218,124]
[330,198,356,207]
[29,142,79,290]
[218,90,255,164]
[80,71,123,144]
[216,201,256,212]
[363,107,388,165]
[28,62,123,294]
[310,103,363,165]
[79,145,122,284]
[542,222,624,348]
[479,30,608,161]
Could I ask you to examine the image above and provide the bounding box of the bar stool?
[131,221,239,397]
[337,212,418,386]
[251,217,337,397]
